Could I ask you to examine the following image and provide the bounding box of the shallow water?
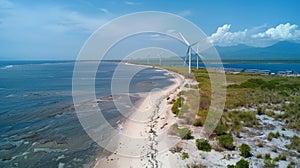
[0,61,175,168]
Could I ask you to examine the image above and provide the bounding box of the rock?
[0,143,16,150]
[2,156,12,161]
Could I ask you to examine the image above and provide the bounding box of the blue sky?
[0,0,299,60]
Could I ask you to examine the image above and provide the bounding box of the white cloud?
[178,10,192,17]
[124,1,142,5]
[0,5,106,33]
[252,23,300,40]
[99,8,109,14]
[209,23,300,47]
[208,24,247,46]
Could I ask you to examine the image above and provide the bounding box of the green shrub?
[236,158,250,168]
[257,106,265,115]
[193,119,203,126]
[267,132,280,141]
[286,135,300,152]
[195,139,212,152]
[287,161,296,168]
[171,97,184,116]
[170,124,193,140]
[227,158,250,168]
[178,128,194,140]
[217,134,234,150]
[214,124,228,135]
[278,153,286,160]
[181,152,189,160]
[256,154,262,158]
[264,153,271,159]
[264,158,276,168]
[239,78,266,88]
[239,144,251,158]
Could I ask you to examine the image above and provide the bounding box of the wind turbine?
[147,54,150,64]
[195,45,203,69]
[179,32,199,74]
[158,52,162,65]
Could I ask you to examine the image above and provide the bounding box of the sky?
[0,0,299,60]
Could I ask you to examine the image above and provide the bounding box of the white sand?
[94,67,185,168]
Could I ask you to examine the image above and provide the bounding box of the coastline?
[93,64,186,168]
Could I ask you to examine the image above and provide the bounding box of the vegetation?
[286,135,300,152]
[264,158,276,168]
[171,97,184,116]
[273,153,286,161]
[181,152,189,160]
[214,124,228,136]
[195,139,212,152]
[193,119,203,126]
[257,106,266,115]
[267,132,280,141]
[160,66,300,167]
[239,144,251,158]
[169,144,183,154]
[256,154,262,158]
[162,66,300,131]
[228,158,250,168]
[216,134,234,150]
[171,124,194,140]
[287,161,296,168]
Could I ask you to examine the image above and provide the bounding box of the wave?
[1,65,13,69]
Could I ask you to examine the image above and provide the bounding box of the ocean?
[0,61,175,168]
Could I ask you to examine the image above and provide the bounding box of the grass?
[267,132,280,141]
[286,135,300,152]
[161,66,300,131]
[220,110,258,136]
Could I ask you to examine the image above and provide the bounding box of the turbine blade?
[190,41,199,47]
[196,53,203,59]
[178,32,190,46]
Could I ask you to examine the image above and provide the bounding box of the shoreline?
[93,64,186,168]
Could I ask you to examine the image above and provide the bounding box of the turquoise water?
[0,61,174,168]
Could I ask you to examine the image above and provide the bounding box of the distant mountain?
[215,41,300,60]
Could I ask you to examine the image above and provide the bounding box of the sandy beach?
[93,67,186,168]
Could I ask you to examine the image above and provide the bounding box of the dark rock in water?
[138,81,156,86]
[39,135,67,145]
[12,132,42,142]
[2,156,12,161]
[0,143,17,150]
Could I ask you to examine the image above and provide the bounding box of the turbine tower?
[195,45,203,69]
[179,32,199,74]
[158,52,162,65]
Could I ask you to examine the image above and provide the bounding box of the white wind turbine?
[158,52,162,65]
[195,45,203,69]
[179,32,199,74]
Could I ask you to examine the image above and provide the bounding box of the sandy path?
[93,68,185,168]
